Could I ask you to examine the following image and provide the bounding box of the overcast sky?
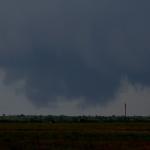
[0,1,150,115]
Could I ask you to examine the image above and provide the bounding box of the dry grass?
[0,122,149,150]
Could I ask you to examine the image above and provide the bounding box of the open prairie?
[0,122,150,150]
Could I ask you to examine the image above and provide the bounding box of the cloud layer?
[0,1,150,107]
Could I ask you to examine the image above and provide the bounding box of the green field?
[0,122,150,150]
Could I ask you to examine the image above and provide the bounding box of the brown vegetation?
[0,122,149,150]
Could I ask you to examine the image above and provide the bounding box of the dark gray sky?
[0,1,150,115]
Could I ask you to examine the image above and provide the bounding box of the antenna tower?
[124,103,127,117]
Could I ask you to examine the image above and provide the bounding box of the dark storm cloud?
[0,0,150,106]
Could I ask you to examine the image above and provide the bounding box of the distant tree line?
[0,115,150,123]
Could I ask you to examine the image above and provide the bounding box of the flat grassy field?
[0,122,149,150]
